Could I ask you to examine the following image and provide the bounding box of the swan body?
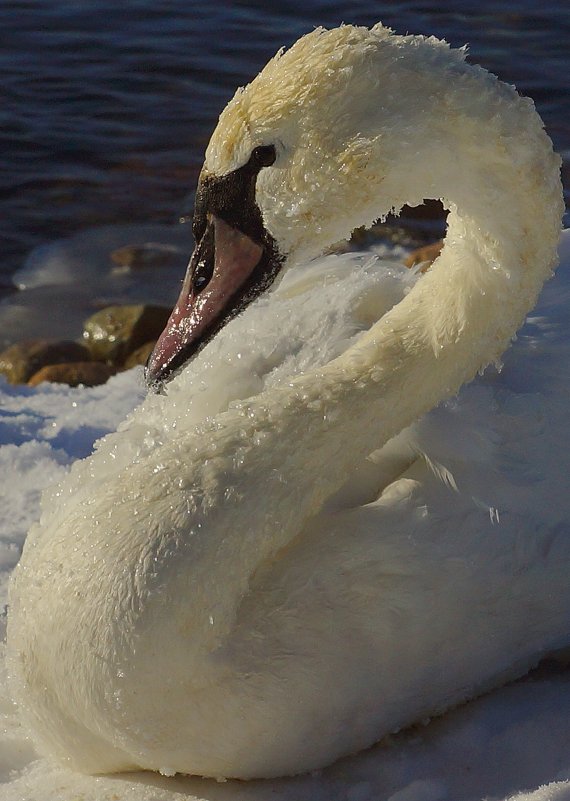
[7,24,566,779]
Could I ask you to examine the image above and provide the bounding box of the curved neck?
[272,83,563,494]
[163,65,563,663]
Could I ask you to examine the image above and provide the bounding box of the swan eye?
[250,144,276,169]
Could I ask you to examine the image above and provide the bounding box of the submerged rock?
[82,304,171,365]
[28,361,115,387]
[404,240,444,271]
[123,340,156,370]
[0,339,91,384]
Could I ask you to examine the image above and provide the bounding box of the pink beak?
[146,215,264,385]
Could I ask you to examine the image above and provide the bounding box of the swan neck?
[276,82,563,497]
[162,57,563,666]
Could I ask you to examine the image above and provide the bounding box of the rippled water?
[1,0,569,289]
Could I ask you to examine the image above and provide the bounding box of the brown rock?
[404,240,444,272]
[359,222,426,248]
[0,339,91,384]
[82,305,171,365]
[27,362,115,388]
[123,340,156,370]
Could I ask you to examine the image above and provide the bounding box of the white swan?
[7,23,567,780]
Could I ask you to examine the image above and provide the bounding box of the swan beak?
[146,215,273,386]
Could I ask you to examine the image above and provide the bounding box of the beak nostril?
[193,274,210,292]
[192,224,216,293]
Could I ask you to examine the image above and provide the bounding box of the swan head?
[146,23,560,386]
[146,24,418,386]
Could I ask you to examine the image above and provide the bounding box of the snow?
[0,236,569,800]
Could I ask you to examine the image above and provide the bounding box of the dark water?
[1,0,569,287]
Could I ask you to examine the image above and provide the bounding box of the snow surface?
[0,236,570,800]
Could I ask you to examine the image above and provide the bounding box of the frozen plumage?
[6,24,567,779]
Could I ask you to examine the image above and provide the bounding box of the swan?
[6,23,567,781]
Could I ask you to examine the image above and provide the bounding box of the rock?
[28,362,115,388]
[0,339,91,384]
[404,240,444,271]
[352,221,424,248]
[110,243,182,271]
[82,305,171,365]
[123,340,156,370]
